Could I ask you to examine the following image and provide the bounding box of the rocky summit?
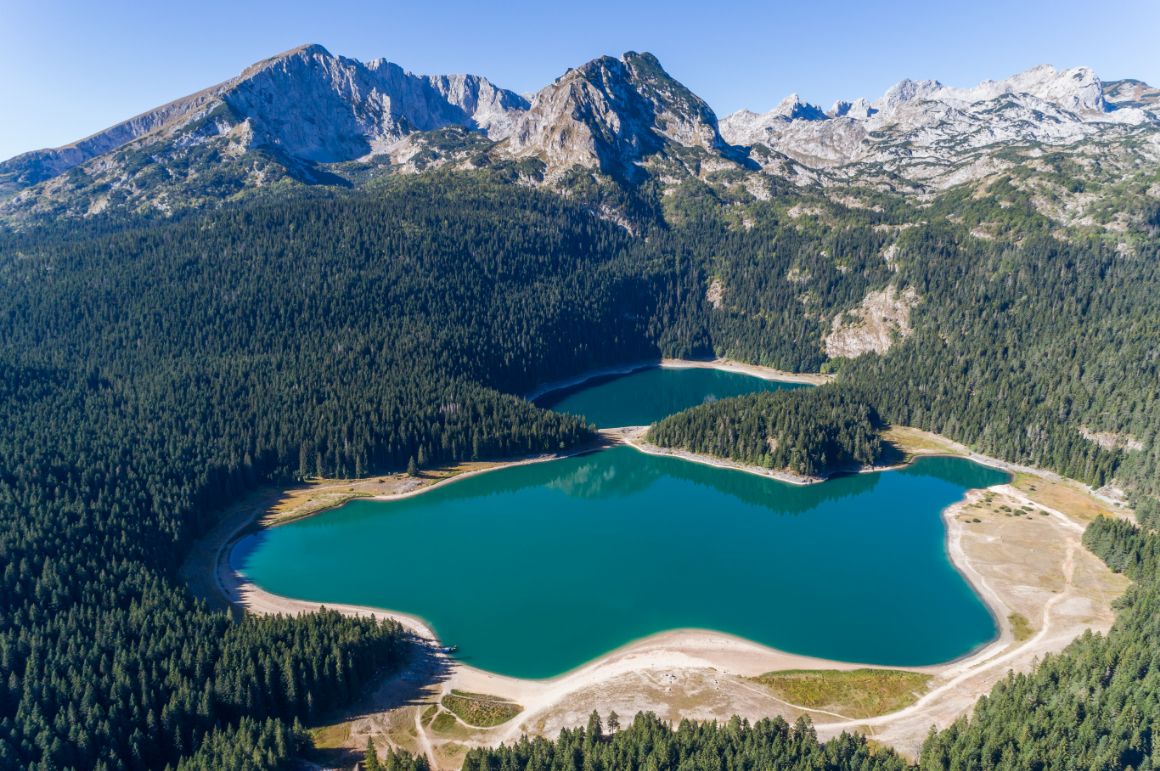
[2,45,1158,223]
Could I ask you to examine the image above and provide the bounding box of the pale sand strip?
[658,358,833,386]
[611,425,831,486]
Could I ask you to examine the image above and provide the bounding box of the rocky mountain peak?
[240,43,334,76]
[0,43,531,196]
[874,78,943,112]
[1104,78,1160,110]
[224,44,530,162]
[502,50,733,180]
[933,64,1105,113]
[829,98,876,119]
[721,62,1159,192]
[771,94,827,121]
[3,47,1158,222]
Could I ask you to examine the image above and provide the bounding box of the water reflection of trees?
[896,455,1011,488]
[545,448,885,515]
[403,448,1007,516]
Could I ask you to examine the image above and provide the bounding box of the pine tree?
[364,737,382,771]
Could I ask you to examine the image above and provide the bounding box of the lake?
[237,367,1006,679]
[534,365,808,427]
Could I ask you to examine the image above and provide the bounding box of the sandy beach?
[610,425,820,485]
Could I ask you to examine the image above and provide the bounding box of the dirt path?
[415,708,437,767]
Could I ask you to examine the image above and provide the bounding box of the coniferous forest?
[646,387,890,477]
[1,169,1159,768]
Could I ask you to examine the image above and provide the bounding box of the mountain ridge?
[2,45,1158,222]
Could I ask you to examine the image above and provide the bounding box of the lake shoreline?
[613,426,919,487]
[212,359,1040,674]
[197,357,1127,760]
[524,356,832,402]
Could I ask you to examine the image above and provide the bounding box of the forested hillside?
[647,387,891,477]
[917,514,1160,768]
[0,176,694,768]
[672,183,1159,495]
[1,166,1159,768]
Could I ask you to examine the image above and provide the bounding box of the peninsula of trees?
[646,387,894,478]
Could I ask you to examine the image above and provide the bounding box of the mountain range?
[2,43,1158,223]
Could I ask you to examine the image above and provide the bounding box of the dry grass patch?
[881,426,966,458]
[1011,473,1116,524]
[752,669,931,719]
[430,711,461,734]
[1009,612,1034,642]
[441,690,523,727]
[308,721,351,749]
[263,460,505,526]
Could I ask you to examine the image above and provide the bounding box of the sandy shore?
[610,426,820,485]
[658,358,833,386]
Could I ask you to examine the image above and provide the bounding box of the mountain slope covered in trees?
[0,176,692,768]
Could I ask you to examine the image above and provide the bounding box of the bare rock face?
[502,51,735,180]
[721,65,1160,190]
[3,46,1159,221]
[225,46,530,162]
[0,44,530,196]
[1103,79,1160,111]
[0,84,230,192]
[825,285,920,358]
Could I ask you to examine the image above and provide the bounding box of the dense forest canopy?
[462,711,908,771]
[646,386,892,477]
[1,169,1158,768]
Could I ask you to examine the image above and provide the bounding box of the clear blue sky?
[3,0,1158,161]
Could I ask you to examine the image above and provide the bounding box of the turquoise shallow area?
[535,366,807,427]
[238,445,1008,679]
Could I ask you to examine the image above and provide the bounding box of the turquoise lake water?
[535,366,807,427]
[238,367,1007,679]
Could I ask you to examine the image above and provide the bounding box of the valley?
[3,24,1159,770]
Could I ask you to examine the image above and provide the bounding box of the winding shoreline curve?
[193,358,1127,759]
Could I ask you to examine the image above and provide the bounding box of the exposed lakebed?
[237,366,1006,679]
